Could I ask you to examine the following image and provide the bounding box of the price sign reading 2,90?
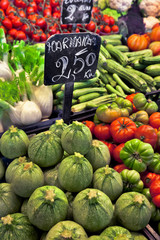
[44,33,101,86]
[61,0,93,24]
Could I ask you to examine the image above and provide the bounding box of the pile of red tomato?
[0,0,119,43]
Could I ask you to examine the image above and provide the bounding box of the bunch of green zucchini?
[53,34,160,113]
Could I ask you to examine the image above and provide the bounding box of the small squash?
[11,162,44,198]
[49,119,67,138]
[28,130,63,168]
[115,192,152,231]
[85,140,111,171]
[61,121,92,155]
[45,220,88,240]
[72,188,114,232]
[0,125,29,159]
[0,183,22,217]
[58,152,93,192]
[5,156,29,183]
[93,165,123,201]
[0,213,38,240]
[27,185,69,231]
[101,226,133,240]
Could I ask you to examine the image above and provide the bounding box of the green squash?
[0,183,22,217]
[45,220,88,240]
[44,163,64,190]
[49,119,67,138]
[115,192,152,231]
[72,188,114,232]
[93,165,123,201]
[28,130,63,168]
[0,213,38,240]
[27,185,69,231]
[11,162,44,198]
[101,226,133,240]
[85,140,111,171]
[0,158,5,180]
[0,125,29,159]
[130,232,148,240]
[61,121,92,155]
[58,152,93,192]
[5,156,29,183]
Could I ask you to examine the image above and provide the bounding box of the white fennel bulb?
[20,100,42,125]
[0,61,13,81]
[32,84,53,119]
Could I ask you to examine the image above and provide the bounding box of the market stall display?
[0,0,160,239]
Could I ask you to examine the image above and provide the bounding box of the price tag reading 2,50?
[61,0,93,24]
[44,33,101,86]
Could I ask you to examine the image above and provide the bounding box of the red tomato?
[110,117,137,143]
[15,30,27,40]
[32,32,40,42]
[113,143,125,163]
[86,21,96,32]
[92,6,100,14]
[12,16,23,28]
[52,11,61,19]
[93,123,111,140]
[141,171,160,188]
[51,0,59,7]
[101,141,116,158]
[82,121,95,134]
[43,8,52,17]
[113,163,129,173]
[103,25,111,34]
[40,32,47,42]
[126,93,138,112]
[29,1,37,12]
[6,6,16,16]
[109,16,115,26]
[27,6,36,15]
[8,28,18,38]
[14,0,27,8]
[27,13,38,23]
[102,15,110,25]
[149,112,160,129]
[21,24,32,36]
[18,8,26,18]
[111,25,119,33]
[150,180,160,207]
[36,17,46,29]
[49,25,58,35]
[134,125,158,148]
[2,17,12,30]
[0,0,9,10]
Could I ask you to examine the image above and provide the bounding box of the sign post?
[44,0,101,124]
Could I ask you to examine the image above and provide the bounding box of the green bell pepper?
[120,139,154,172]
[120,169,144,192]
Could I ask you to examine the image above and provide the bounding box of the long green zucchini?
[124,49,153,58]
[98,52,147,92]
[145,64,160,77]
[61,77,98,91]
[105,44,129,66]
[101,34,122,40]
[140,55,160,65]
[73,87,107,98]
[112,73,135,93]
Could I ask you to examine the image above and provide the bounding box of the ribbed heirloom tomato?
[93,123,111,140]
[127,34,150,51]
[110,117,137,143]
[149,112,160,129]
[134,125,158,148]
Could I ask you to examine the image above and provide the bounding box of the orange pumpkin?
[127,34,150,51]
[149,41,160,56]
[150,26,160,42]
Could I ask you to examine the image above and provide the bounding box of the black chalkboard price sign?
[44,32,101,85]
[61,0,93,24]
[44,32,101,124]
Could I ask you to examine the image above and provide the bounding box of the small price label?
[61,0,93,24]
[44,32,101,86]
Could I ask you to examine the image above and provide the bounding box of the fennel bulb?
[0,61,13,81]
[32,84,53,119]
